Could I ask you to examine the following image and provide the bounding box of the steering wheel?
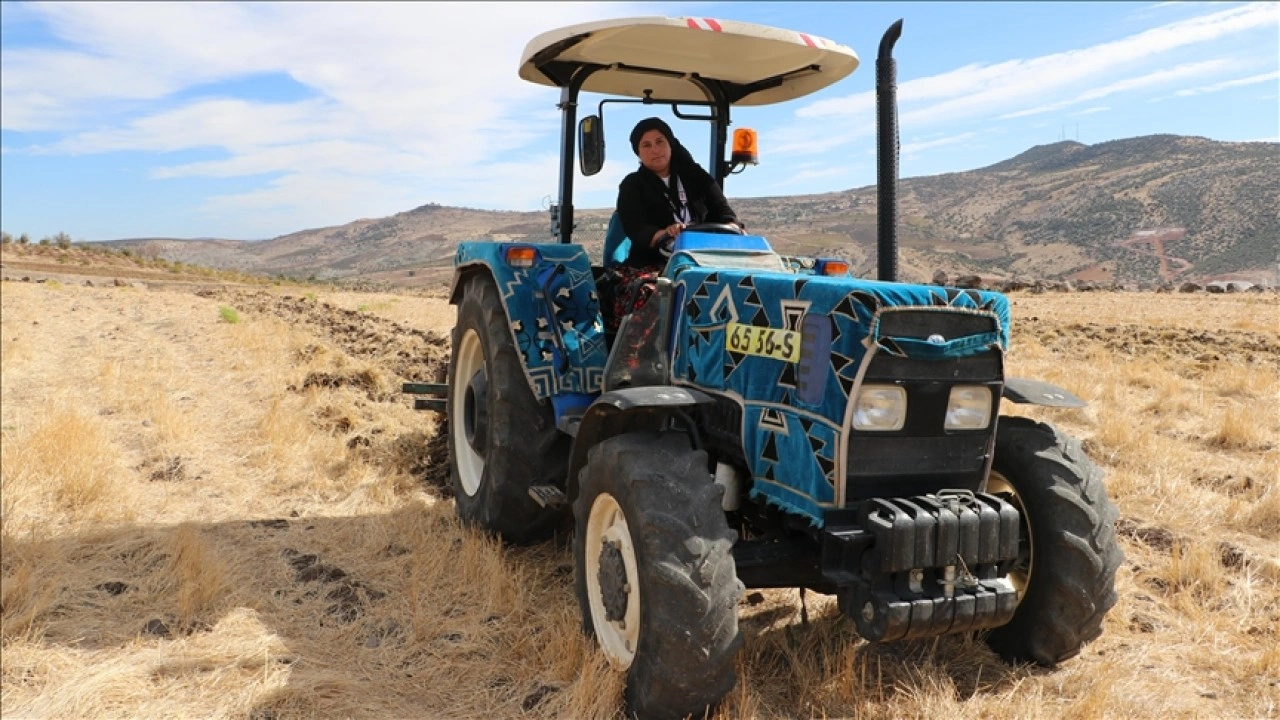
[684,222,744,235]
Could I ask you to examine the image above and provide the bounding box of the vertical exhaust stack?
[876,20,903,282]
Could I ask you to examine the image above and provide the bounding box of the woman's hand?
[651,223,684,248]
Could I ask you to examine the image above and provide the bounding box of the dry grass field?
[2,252,1277,719]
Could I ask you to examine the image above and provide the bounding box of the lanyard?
[665,175,690,225]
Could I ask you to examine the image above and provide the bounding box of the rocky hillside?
[904,135,1278,283]
[104,135,1279,287]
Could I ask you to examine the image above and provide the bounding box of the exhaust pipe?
[876,19,903,282]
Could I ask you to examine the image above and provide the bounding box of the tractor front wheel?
[984,416,1124,665]
[574,432,743,720]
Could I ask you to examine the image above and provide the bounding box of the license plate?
[725,322,801,362]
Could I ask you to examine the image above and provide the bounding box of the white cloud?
[901,132,978,156]
[1071,106,1111,116]
[1,2,648,224]
[787,167,851,183]
[152,140,426,180]
[195,172,421,239]
[1,4,290,129]
[756,3,1276,199]
[1000,60,1228,119]
[796,3,1276,129]
[42,98,349,154]
[1173,70,1280,96]
[770,124,872,157]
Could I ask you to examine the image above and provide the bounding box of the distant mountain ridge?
[105,134,1279,287]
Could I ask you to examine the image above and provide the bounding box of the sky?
[1,2,1277,242]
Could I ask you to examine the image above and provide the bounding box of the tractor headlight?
[852,385,907,431]
[945,385,992,430]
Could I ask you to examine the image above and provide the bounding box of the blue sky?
[2,2,1276,241]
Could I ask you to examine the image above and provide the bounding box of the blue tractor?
[409,16,1122,720]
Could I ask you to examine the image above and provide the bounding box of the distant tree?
[53,231,72,249]
[1,231,11,244]
[18,233,29,245]
[38,236,50,246]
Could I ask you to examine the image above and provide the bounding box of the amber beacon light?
[731,128,759,165]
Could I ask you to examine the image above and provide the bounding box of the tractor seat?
[602,212,632,269]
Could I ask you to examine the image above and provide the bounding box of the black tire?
[573,432,743,720]
[984,416,1124,666]
[449,272,568,544]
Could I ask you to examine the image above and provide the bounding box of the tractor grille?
[845,434,994,501]
[876,307,998,341]
[845,334,1002,503]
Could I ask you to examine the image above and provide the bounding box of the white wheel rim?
[452,328,484,497]
[585,492,640,669]
[987,470,1033,597]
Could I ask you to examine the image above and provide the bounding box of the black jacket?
[616,165,739,268]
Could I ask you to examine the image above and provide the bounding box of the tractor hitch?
[402,382,447,413]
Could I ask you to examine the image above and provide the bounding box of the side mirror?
[579,115,605,176]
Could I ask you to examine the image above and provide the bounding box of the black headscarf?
[628,117,713,207]
[629,117,674,154]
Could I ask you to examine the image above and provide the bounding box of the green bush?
[218,306,241,324]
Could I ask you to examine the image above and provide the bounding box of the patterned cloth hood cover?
[669,267,1010,524]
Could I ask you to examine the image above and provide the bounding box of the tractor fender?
[447,242,608,404]
[567,386,715,502]
[448,263,489,305]
[1002,377,1086,408]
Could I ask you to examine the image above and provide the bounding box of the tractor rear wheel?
[449,272,568,544]
[574,432,743,720]
[984,416,1123,665]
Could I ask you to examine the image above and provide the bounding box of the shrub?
[218,306,240,324]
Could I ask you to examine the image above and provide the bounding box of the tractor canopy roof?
[518,16,859,106]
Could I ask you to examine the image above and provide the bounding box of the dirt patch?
[422,419,452,496]
[1117,516,1178,553]
[1017,320,1280,364]
[199,289,450,384]
[284,549,386,624]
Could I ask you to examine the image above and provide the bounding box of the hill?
[101,134,1279,288]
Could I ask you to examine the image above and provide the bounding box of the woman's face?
[637,129,671,176]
